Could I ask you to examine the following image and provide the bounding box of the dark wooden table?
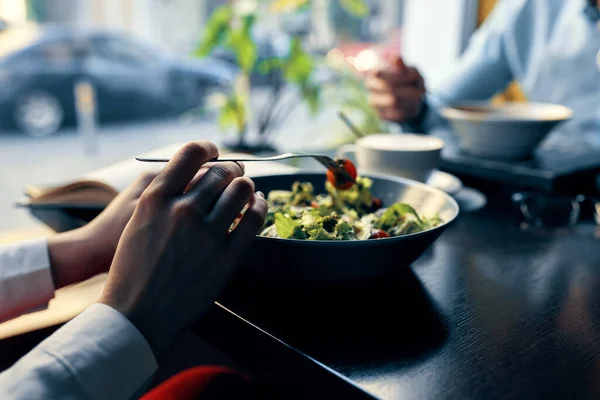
[197,188,600,399]
[2,187,600,399]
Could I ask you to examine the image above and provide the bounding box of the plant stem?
[236,124,246,148]
[264,92,300,136]
[257,74,285,139]
[257,64,280,129]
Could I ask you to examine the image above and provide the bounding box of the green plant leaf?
[229,13,258,72]
[284,37,313,85]
[322,61,389,135]
[218,91,247,133]
[258,58,283,74]
[218,103,238,131]
[271,0,310,13]
[301,84,320,115]
[193,5,233,58]
[228,30,257,73]
[338,0,369,17]
[241,13,256,34]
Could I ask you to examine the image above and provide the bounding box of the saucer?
[427,170,463,195]
[453,187,487,212]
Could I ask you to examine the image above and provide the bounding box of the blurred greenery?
[271,0,367,16]
[258,58,283,74]
[338,0,369,17]
[193,0,371,149]
[284,38,313,85]
[323,52,388,136]
[193,6,233,58]
[227,30,257,73]
[218,91,247,133]
[301,84,320,115]
[270,0,309,13]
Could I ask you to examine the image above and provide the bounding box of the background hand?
[99,141,267,359]
[365,57,426,122]
[47,171,158,288]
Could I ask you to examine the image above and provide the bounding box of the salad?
[259,162,442,241]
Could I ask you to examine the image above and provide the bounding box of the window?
[0,0,409,234]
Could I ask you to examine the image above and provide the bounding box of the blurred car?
[0,23,237,137]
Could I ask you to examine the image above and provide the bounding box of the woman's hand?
[47,171,159,288]
[99,141,267,359]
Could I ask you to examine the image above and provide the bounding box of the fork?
[135,153,356,183]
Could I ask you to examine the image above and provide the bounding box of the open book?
[23,144,171,208]
[20,142,298,231]
[24,149,168,207]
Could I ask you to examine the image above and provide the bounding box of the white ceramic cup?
[336,134,444,182]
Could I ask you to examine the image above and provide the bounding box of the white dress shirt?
[417,0,600,149]
[0,239,158,399]
[0,239,55,323]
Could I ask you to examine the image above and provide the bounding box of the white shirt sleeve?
[420,0,530,132]
[435,0,518,102]
[0,238,56,323]
[0,303,158,400]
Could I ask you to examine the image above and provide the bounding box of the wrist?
[77,224,114,276]
[128,314,179,361]
[401,96,428,133]
[47,227,106,288]
[98,294,179,360]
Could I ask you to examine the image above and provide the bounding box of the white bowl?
[440,102,573,159]
[337,133,444,182]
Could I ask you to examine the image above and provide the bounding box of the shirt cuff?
[0,304,157,399]
[0,238,55,323]
[46,303,158,399]
[37,304,156,399]
[400,93,449,134]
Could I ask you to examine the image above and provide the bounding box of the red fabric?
[141,366,250,400]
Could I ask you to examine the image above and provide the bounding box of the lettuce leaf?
[308,219,354,240]
[326,176,373,212]
[308,227,333,240]
[267,190,293,206]
[263,211,275,229]
[389,219,422,236]
[290,182,314,206]
[274,213,306,239]
[335,221,354,240]
[260,180,440,240]
[375,203,423,231]
[318,215,339,232]
[307,206,332,218]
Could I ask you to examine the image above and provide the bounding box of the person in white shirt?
[0,171,157,324]
[0,141,268,400]
[367,0,600,148]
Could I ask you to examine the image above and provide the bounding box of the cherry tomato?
[311,201,319,208]
[372,197,383,210]
[368,230,390,239]
[326,158,358,190]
